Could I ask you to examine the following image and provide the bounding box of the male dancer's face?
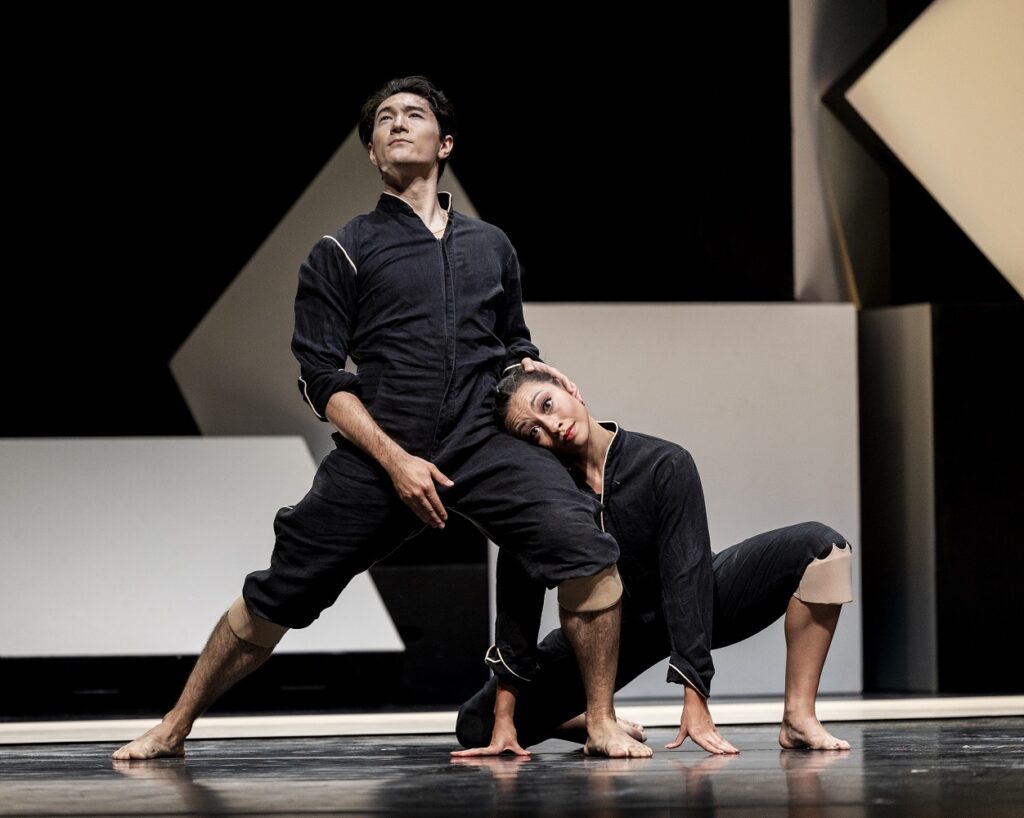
[367,92,451,180]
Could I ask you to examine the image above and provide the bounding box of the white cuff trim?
[298,375,325,420]
[669,663,705,697]
[485,644,531,682]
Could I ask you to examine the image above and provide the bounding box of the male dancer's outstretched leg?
[112,613,274,759]
[778,598,849,750]
[560,601,653,758]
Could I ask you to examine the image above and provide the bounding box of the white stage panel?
[0,437,402,657]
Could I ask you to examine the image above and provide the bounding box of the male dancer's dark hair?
[358,75,458,178]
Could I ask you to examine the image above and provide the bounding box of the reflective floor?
[2,718,1023,815]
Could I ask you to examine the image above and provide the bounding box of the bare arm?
[326,391,453,529]
[450,681,530,757]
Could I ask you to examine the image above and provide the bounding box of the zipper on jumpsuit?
[597,423,618,533]
[430,230,457,456]
[597,423,633,607]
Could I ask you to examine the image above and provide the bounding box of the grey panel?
[491,304,862,698]
[859,306,937,691]
[790,0,887,302]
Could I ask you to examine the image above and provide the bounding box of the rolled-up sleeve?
[498,248,542,373]
[292,236,361,421]
[655,449,716,698]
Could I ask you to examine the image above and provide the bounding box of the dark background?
[5,11,794,439]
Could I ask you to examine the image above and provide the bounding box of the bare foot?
[618,717,647,743]
[557,714,647,744]
[112,722,186,760]
[584,718,654,758]
[778,715,850,751]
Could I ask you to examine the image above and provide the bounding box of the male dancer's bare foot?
[111,613,274,761]
[778,715,850,751]
[112,721,187,760]
[618,717,647,743]
[557,714,647,744]
[583,718,654,758]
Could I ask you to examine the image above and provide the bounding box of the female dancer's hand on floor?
[666,686,740,755]
[451,718,531,757]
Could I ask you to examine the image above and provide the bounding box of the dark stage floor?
[2,718,1023,815]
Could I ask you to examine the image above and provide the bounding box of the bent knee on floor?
[557,565,623,612]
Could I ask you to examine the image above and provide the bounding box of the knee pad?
[794,543,853,604]
[557,565,623,613]
[227,596,289,647]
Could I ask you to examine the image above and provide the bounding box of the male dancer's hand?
[326,392,453,529]
[520,358,583,402]
[385,451,454,529]
[666,686,740,755]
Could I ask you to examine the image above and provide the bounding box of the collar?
[376,190,453,216]
[597,420,622,458]
[596,420,621,499]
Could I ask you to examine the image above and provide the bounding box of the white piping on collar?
[595,421,619,532]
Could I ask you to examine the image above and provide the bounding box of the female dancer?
[453,367,853,756]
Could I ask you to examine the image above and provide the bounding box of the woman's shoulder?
[606,426,691,479]
[615,426,689,459]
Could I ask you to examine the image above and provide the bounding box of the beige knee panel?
[227,597,289,647]
[557,565,623,613]
[794,543,853,604]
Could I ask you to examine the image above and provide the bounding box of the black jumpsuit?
[457,423,850,749]
[243,191,619,629]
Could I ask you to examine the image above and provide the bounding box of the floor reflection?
[1,719,1021,815]
[444,736,852,815]
[111,758,227,817]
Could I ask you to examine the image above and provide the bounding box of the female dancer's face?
[504,380,591,454]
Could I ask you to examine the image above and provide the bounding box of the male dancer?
[114,76,649,760]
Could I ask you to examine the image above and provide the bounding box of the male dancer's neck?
[383,172,443,223]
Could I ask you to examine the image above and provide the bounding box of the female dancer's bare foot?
[778,715,850,750]
[112,721,187,760]
[583,718,654,758]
